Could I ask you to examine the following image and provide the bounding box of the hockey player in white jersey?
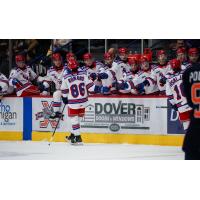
[61,59,102,145]
[82,53,104,83]
[9,54,40,97]
[111,48,132,82]
[0,72,9,100]
[122,54,158,95]
[133,54,159,95]
[142,50,171,95]
[40,53,65,119]
[166,58,192,130]
[176,47,191,70]
[97,52,116,94]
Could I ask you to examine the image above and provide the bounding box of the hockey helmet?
[170,58,181,71]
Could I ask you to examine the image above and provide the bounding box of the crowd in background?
[0,39,199,98]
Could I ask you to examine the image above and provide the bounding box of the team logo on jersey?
[35,101,63,128]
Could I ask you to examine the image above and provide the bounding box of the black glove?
[89,73,97,81]
[159,77,167,86]
[0,86,2,92]
[171,104,178,111]
[62,96,68,105]
[143,79,150,86]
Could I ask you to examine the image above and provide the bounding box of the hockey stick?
[48,104,66,146]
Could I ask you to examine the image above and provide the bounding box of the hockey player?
[128,54,141,77]
[97,52,116,94]
[110,48,133,93]
[125,54,158,95]
[166,58,192,131]
[142,50,171,95]
[135,54,159,94]
[9,54,40,97]
[61,59,102,145]
[82,53,103,86]
[40,53,65,118]
[182,61,200,159]
[188,48,199,64]
[176,47,191,70]
[0,72,9,100]
[65,52,76,67]
[177,47,187,64]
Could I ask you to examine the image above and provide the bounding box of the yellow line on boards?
[32,132,184,146]
[0,132,23,140]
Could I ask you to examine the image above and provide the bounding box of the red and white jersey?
[147,63,171,93]
[133,70,159,94]
[44,66,65,90]
[61,70,97,109]
[0,73,9,95]
[111,60,131,81]
[166,70,192,113]
[9,66,37,96]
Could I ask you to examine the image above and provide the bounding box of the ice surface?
[0,141,184,160]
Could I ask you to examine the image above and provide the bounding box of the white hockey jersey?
[61,70,97,109]
[0,73,9,95]
[43,66,65,90]
[111,60,132,81]
[9,66,38,96]
[132,70,159,94]
[147,63,171,93]
[166,70,192,113]
[98,64,116,94]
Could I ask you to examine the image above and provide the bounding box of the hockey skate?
[49,111,64,119]
[70,135,83,146]
[65,133,75,142]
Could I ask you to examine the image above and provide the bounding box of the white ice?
[0,141,184,160]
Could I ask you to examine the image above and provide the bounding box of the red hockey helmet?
[104,52,112,60]
[128,54,137,65]
[170,59,181,71]
[68,58,79,70]
[83,53,92,60]
[177,47,186,54]
[66,52,75,61]
[188,48,199,56]
[52,53,62,60]
[133,54,141,62]
[140,54,151,63]
[156,50,166,58]
[15,54,25,62]
[118,47,128,54]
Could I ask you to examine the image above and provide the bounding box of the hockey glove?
[143,79,150,86]
[159,77,167,86]
[89,73,97,81]
[136,83,145,94]
[62,96,68,105]
[12,78,23,88]
[38,82,49,92]
[98,73,108,80]
[0,86,2,92]
[94,85,103,93]
[171,104,178,111]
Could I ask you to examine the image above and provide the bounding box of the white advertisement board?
[81,97,168,134]
[32,97,167,135]
[0,97,23,131]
